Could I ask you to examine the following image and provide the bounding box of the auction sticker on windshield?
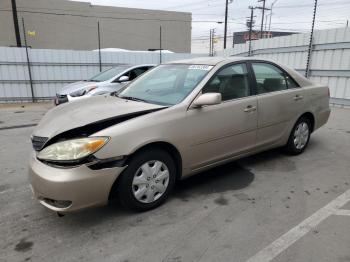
[188,65,213,71]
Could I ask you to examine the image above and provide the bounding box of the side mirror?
[192,93,222,108]
[118,76,129,83]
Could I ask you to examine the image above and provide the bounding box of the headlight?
[70,86,97,97]
[37,137,109,162]
[70,89,86,97]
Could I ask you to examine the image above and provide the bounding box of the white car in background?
[55,64,154,105]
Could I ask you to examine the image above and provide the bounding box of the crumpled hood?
[58,81,101,95]
[33,95,165,139]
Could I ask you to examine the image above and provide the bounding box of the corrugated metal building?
[0,47,203,102]
[0,0,191,52]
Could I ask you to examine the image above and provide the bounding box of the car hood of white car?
[58,81,105,95]
[33,95,166,139]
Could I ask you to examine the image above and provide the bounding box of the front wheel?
[284,117,311,155]
[117,149,176,211]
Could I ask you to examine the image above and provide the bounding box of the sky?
[72,0,350,51]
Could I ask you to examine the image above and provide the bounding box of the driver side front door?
[183,63,258,172]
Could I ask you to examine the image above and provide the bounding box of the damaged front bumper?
[28,153,126,213]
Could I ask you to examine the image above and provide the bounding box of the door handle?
[244,105,257,113]
[294,95,303,101]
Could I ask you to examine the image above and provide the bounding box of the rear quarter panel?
[302,84,331,131]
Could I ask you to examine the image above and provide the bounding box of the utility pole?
[247,6,255,56]
[11,0,21,47]
[223,0,234,49]
[257,0,270,39]
[258,0,266,38]
[268,0,278,38]
[305,0,318,78]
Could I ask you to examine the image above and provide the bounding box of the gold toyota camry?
[29,57,330,213]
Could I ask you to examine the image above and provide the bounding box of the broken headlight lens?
[37,137,109,162]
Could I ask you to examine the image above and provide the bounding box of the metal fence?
[217,27,350,106]
[0,47,203,102]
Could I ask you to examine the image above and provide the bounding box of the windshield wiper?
[119,96,149,103]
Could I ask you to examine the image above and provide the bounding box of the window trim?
[198,61,256,104]
[248,60,300,96]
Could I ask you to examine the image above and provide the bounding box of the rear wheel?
[285,117,311,155]
[117,149,176,211]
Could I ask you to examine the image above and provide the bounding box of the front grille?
[32,136,49,151]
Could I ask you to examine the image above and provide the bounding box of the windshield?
[118,64,212,105]
[88,66,129,82]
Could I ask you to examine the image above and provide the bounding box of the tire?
[117,148,176,211]
[284,116,311,155]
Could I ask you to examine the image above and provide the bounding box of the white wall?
[0,47,205,102]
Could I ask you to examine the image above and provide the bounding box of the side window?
[252,63,287,94]
[202,63,250,101]
[285,75,299,89]
[128,68,144,81]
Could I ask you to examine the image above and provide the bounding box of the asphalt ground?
[0,103,349,262]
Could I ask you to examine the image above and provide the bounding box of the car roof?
[112,64,156,68]
[166,56,271,66]
[166,56,313,87]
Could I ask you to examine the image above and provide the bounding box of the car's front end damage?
[28,152,126,212]
[29,95,166,213]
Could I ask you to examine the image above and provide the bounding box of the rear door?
[250,62,305,148]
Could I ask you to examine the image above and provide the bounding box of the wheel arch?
[108,141,183,201]
[299,112,315,132]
